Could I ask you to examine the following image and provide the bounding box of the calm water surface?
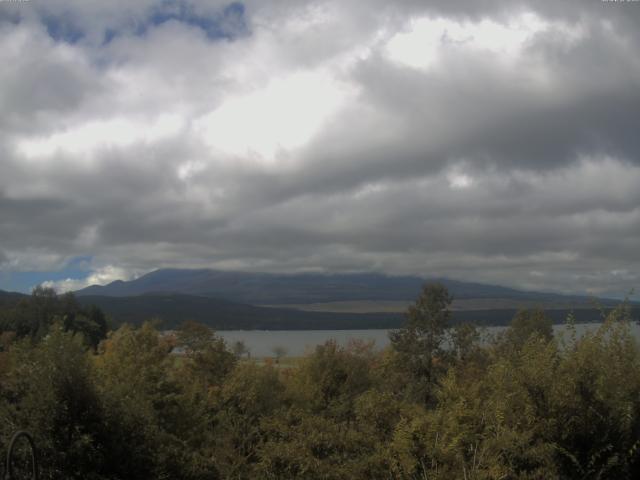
[217,323,640,357]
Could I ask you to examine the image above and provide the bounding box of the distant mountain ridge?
[0,289,26,307]
[75,268,610,306]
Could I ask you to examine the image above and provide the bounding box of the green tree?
[389,283,452,404]
[0,324,106,479]
[176,321,236,389]
[258,410,380,479]
[212,363,284,478]
[290,340,373,421]
[0,287,108,348]
[498,308,553,354]
[450,322,481,363]
[95,323,205,479]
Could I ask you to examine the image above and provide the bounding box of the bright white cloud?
[16,114,184,159]
[194,71,353,164]
[385,12,550,69]
[41,265,137,293]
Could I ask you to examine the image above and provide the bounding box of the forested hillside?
[76,293,402,330]
[1,284,640,478]
[75,293,629,330]
[3,288,626,331]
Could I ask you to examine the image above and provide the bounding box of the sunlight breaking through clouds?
[193,71,352,164]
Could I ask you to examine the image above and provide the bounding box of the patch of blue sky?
[42,14,85,44]
[141,1,248,41]
[0,256,93,293]
[32,1,247,46]
[102,27,118,45]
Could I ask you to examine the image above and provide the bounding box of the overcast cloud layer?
[1,0,639,297]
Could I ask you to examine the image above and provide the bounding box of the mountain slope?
[0,289,27,307]
[75,268,604,305]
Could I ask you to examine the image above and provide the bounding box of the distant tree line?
[0,285,639,478]
[0,286,108,348]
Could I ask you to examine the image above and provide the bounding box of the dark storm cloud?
[0,0,639,296]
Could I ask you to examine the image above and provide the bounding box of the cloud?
[41,265,136,293]
[17,114,185,158]
[0,0,639,297]
[193,70,352,163]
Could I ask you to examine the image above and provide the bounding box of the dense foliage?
[1,285,639,479]
[0,286,108,348]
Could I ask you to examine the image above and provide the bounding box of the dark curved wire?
[4,431,38,480]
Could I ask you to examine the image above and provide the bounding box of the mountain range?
[75,268,610,305]
[64,268,634,329]
[2,269,632,330]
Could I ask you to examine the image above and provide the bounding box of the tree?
[176,321,236,390]
[0,288,108,348]
[61,304,109,349]
[176,320,216,354]
[95,322,210,479]
[0,324,107,478]
[290,340,373,421]
[450,322,481,363]
[212,363,284,478]
[389,283,452,404]
[232,340,250,359]
[272,345,288,364]
[499,308,553,353]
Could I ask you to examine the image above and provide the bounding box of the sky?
[0,0,639,297]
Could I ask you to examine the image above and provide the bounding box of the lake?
[217,322,640,357]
